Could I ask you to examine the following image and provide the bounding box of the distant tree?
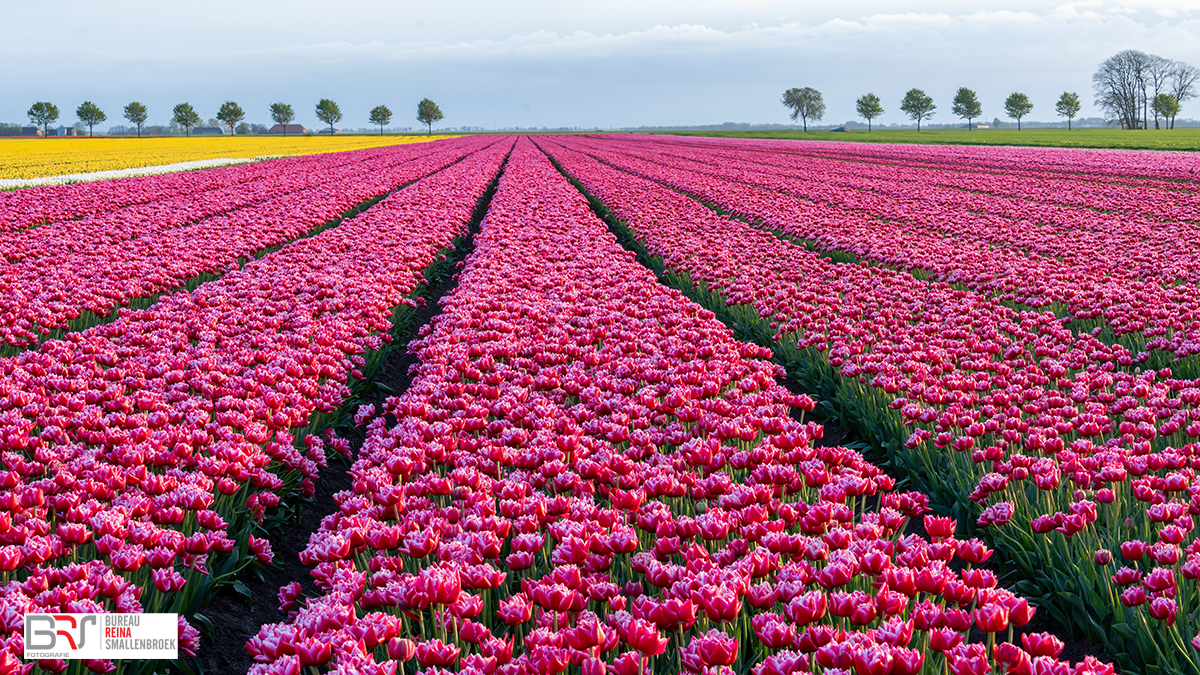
[216,101,245,137]
[123,101,148,137]
[235,122,250,135]
[416,98,444,135]
[205,118,221,130]
[1003,92,1034,130]
[855,93,883,131]
[1146,55,1176,129]
[780,87,825,132]
[1153,93,1181,129]
[75,101,106,137]
[950,87,983,130]
[269,102,295,135]
[172,103,201,136]
[315,98,342,135]
[1054,92,1082,130]
[1093,50,1153,129]
[250,123,270,134]
[899,89,936,131]
[368,105,393,134]
[27,101,59,137]
[1169,61,1199,129]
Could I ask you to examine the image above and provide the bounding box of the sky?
[3,1,1199,130]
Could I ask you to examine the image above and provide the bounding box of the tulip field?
[2,134,1200,675]
[0,136,452,182]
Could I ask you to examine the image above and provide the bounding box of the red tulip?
[1149,597,1178,626]
[387,638,416,662]
[581,657,606,675]
[610,652,642,675]
[891,647,925,675]
[692,629,738,667]
[294,639,331,667]
[1021,632,1064,659]
[929,627,963,653]
[853,644,893,675]
[625,619,667,656]
[416,639,460,668]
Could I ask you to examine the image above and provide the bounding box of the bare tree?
[1169,61,1200,129]
[1147,55,1173,129]
[1093,50,1153,129]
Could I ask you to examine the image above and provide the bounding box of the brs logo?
[26,614,98,651]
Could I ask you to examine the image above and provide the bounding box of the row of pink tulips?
[617,137,1200,278]
[541,135,1200,674]
[246,138,1111,675]
[0,147,411,232]
[562,136,1200,375]
[741,137,1200,192]
[0,137,513,674]
[0,139,484,354]
[1,141,447,267]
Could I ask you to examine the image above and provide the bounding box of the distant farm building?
[192,127,223,135]
[268,124,307,134]
[976,125,990,129]
[21,127,43,137]
[52,125,78,136]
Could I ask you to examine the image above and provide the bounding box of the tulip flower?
[611,652,643,675]
[582,657,607,675]
[416,639,461,668]
[891,647,926,675]
[1021,632,1065,659]
[852,644,894,675]
[387,638,416,662]
[1148,597,1178,626]
[692,629,738,667]
[929,627,964,653]
[294,639,332,668]
[625,619,668,656]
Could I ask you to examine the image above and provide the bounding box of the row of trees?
[781,87,1049,132]
[26,101,110,137]
[24,98,446,138]
[781,52,1197,132]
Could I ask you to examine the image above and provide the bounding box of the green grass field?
[664,127,1200,152]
